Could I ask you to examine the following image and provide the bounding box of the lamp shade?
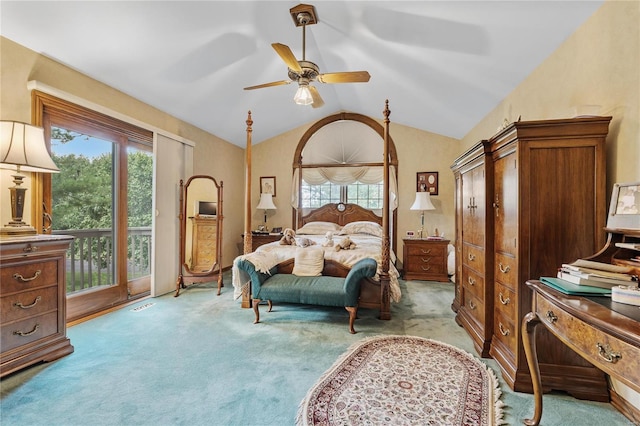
[256,193,277,210]
[293,84,313,106]
[0,121,59,173]
[410,191,435,211]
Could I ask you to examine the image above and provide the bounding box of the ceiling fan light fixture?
[294,83,313,106]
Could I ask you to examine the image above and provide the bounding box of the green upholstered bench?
[237,257,378,333]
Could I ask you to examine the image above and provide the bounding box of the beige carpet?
[297,335,505,425]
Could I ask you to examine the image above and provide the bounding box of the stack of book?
[557,259,639,290]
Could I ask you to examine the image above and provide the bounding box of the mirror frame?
[176,174,223,296]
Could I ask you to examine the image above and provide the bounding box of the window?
[301,180,383,209]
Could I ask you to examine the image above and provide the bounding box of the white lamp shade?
[0,121,59,173]
[410,191,435,211]
[256,193,277,210]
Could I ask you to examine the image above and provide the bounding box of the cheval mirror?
[176,175,223,296]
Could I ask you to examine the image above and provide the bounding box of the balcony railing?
[52,227,151,294]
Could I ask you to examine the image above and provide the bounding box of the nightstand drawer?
[1,287,58,324]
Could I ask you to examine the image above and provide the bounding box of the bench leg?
[345,306,358,334]
[252,298,261,324]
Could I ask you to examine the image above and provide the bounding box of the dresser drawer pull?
[545,310,558,324]
[420,265,432,271]
[468,300,476,310]
[13,323,40,337]
[468,277,476,286]
[13,270,42,282]
[467,253,476,261]
[596,343,621,364]
[498,263,511,274]
[498,322,510,336]
[498,292,510,305]
[420,248,432,254]
[421,257,432,263]
[14,296,42,309]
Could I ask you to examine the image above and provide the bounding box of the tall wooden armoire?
[451,140,494,357]
[489,116,611,398]
[453,116,612,399]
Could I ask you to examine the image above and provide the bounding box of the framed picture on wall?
[260,176,276,197]
[417,172,438,195]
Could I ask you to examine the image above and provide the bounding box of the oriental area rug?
[296,335,505,426]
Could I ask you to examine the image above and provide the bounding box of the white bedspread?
[232,234,402,302]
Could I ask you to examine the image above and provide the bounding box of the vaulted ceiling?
[1,1,604,147]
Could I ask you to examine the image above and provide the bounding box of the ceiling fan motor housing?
[288,60,319,81]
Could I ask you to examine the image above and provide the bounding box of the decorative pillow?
[340,221,383,238]
[292,247,324,277]
[296,221,343,235]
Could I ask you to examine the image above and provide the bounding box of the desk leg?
[522,311,543,426]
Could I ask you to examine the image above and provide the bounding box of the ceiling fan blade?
[309,86,324,108]
[243,80,291,90]
[317,71,371,84]
[271,43,302,73]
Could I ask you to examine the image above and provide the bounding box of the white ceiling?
[1,1,604,147]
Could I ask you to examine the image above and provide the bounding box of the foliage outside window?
[301,180,383,209]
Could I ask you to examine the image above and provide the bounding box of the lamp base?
[0,222,37,236]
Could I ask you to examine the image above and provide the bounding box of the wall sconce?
[0,121,59,236]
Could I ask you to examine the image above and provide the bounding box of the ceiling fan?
[243,3,371,108]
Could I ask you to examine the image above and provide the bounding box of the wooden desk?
[522,280,640,425]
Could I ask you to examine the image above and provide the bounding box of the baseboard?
[610,388,640,425]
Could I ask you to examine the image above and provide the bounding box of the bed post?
[242,111,253,308]
[380,100,391,320]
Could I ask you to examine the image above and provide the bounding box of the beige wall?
[0,36,245,269]
[462,0,640,187]
[251,116,460,261]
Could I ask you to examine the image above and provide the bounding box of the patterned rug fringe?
[296,334,506,426]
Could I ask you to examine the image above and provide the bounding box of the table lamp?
[1,121,59,236]
[410,191,435,239]
[256,193,276,231]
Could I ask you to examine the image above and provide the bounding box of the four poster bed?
[233,101,398,320]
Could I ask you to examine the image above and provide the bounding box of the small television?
[195,200,217,217]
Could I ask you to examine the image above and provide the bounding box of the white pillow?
[340,221,383,238]
[296,221,343,235]
[292,247,324,276]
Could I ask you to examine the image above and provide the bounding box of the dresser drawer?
[1,260,58,294]
[462,266,484,301]
[493,310,517,355]
[1,287,58,324]
[462,291,485,326]
[462,244,485,274]
[406,244,445,258]
[494,281,516,321]
[1,312,60,352]
[536,293,640,388]
[494,252,516,289]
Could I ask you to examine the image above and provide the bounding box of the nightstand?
[242,233,282,252]
[403,238,450,282]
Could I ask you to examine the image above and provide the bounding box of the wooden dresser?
[190,216,218,272]
[402,238,450,282]
[1,234,74,377]
[451,140,494,357]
